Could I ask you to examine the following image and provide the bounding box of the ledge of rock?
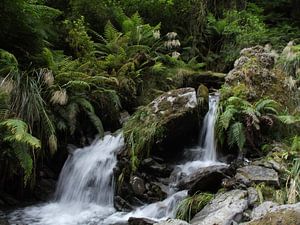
[177,164,229,194]
[235,165,279,187]
[190,189,257,225]
[181,71,226,89]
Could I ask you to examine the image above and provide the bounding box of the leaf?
[228,122,246,151]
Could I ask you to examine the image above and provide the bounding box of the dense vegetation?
[0,0,299,202]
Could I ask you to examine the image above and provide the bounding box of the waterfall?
[200,94,219,161]
[177,94,221,176]
[55,134,123,205]
[9,134,124,225]
[8,94,223,225]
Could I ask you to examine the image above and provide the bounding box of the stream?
[7,94,224,225]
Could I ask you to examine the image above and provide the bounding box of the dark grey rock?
[177,165,229,194]
[128,217,156,225]
[130,176,146,196]
[114,196,134,212]
[235,165,279,187]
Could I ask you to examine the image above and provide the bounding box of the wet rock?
[114,196,134,212]
[177,165,229,194]
[141,158,172,178]
[130,176,146,196]
[145,182,167,202]
[154,219,190,225]
[235,165,279,187]
[34,178,56,201]
[190,189,249,225]
[128,217,156,225]
[0,219,9,225]
[0,193,19,206]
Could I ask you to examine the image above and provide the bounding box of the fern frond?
[255,99,280,115]
[220,105,238,129]
[0,119,41,149]
[14,145,33,185]
[104,21,122,42]
[276,115,300,124]
[228,122,246,151]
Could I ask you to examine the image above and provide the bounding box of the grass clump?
[176,192,213,222]
[123,106,165,171]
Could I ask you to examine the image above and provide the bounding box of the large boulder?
[225,45,293,105]
[190,189,256,225]
[123,87,205,161]
[235,165,279,187]
[177,165,229,195]
[242,202,300,225]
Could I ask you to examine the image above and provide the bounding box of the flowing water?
[8,94,223,225]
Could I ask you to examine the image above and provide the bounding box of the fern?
[228,122,246,151]
[255,99,280,115]
[276,115,300,124]
[104,21,122,42]
[14,144,33,185]
[1,119,41,149]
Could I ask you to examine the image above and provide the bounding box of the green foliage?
[176,193,213,222]
[204,5,267,70]
[124,106,164,171]
[0,119,41,184]
[216,86,281,153]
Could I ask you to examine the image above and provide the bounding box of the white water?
[9,134,124,225]
[177,94,224,176]
[8,94,223,225]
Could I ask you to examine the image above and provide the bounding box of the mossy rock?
[123,87,206,171]
[225,45,296,108]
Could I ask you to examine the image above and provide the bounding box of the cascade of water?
[55,134,123,205]
[177,94,221,176]
[200,94,219,161]
[9,133,124,225]
[8,94,223,225]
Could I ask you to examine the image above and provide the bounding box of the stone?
[190,189,249,225]
[0,219,9,225]
[130,176,146,196]
[225,45,292,105]
[242,202,300,225]
[128,217,156,225]
[235,165,279,187]
[177,165,229,194]
[154,219,190,225]
[141,158,172,178]
[251,201,279,219]
[247,187,258,206]
[114,196,134,212]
